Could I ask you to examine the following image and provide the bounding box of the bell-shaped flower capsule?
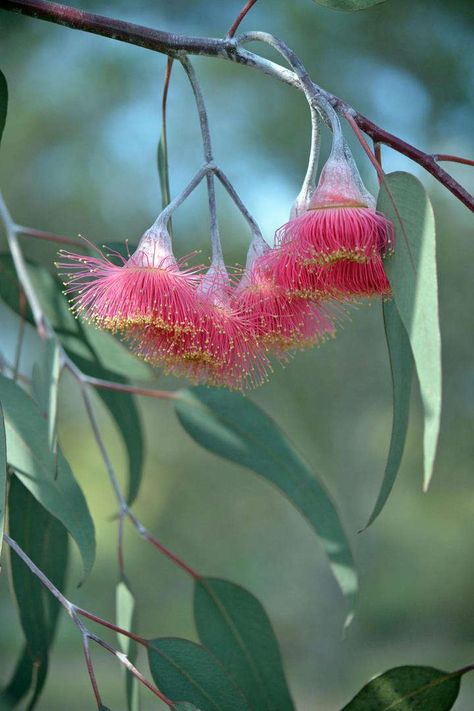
[276,136,394,299]
[233,235,336,355]
[56,225,202,337]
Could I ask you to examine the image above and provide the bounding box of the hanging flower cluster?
[57,117,393,390]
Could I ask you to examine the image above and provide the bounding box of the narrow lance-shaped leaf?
[364,299,414,527]
[194,578,295,711]
[175,387,357,620]
[32,337,62,456]
[2,476,68,710]
[314,0,387,10]
[377,172,441,491]
[116,578,140,711]
[147,638,250,711]
[0,403,6,557]
[342,665,472,710]
[0,373,95,578]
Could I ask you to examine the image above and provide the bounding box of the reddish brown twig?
[83,374,176,400]
[17,225,85,247]
[433,154,474,167]
[227,0,258,38]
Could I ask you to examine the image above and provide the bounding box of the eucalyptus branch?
[3,533,175,708]
[2,0,472,210]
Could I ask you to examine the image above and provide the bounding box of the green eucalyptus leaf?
[342,665,467,710]
[0,255,147,505]
[32,337,62,456]
[5,476,68,709]
[314,0,387,10]
[174,704,202,711]
[0,69,7,146]
[377,172,441,491]
[194,578,294,711]
[0,403,6,557]
[116,578,140,711]
[364,299,414,527]
[175,387,356,618]
[0,373,95,578]
[147,638,250,711]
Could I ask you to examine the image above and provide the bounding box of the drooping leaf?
[314,0,387,10]
[173,704,201,711]
[0,255,147,505]
[0,373,95,577]
[194,578,294,711]
[116,578,140,711]
[32,337,62,456]
[377,172,441,491]
[342,665,469,710]
[147,638,250,711]
[0,403,6,557]
[0,69,7,146]
[175,387,357,618]
[364,299,414,527]
[3,476,68,709]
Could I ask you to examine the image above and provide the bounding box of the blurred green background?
[0,0,473,709]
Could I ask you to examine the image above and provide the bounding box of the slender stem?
[2,1,471,210]
[433,154,474,167]
[4,533,175,708]
[84,374,176,400]
[180,56,222,264]
[81,634,104,709]
[117,509,125,575]
[127,509,200,580]
[13,289,27,380]
[227,0,258,38]
[17,225,85,247]
[293,103,321,213]
[374,141,382,172]
[76,607,147,647]
[159,56,174,221]
[214,167,262,239]
[155,163,212,228]
[4,533,74,612]
[92,635,173,706]
[78,379,125,507]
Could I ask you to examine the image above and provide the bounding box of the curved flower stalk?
[276,119,394,299]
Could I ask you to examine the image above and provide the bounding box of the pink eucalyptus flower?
[276,147,394,298]
[130,261,272,390]
[56,226,202,337]
[233,237,335,354]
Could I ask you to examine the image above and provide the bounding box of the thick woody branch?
[1,0,473,210]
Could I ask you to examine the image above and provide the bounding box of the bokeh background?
[1,0,473,709]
